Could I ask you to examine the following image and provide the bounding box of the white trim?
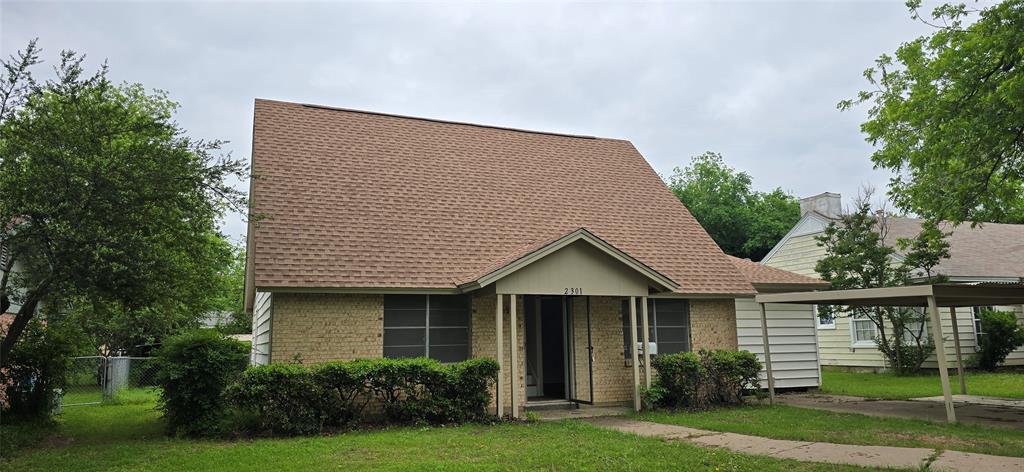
[849,315,877,348]
[814,305,836,330]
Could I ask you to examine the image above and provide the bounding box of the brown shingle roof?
[247,99,754,297]
[728,256,828,288]
[881,217,1024,279]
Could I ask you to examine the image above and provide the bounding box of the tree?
[840,1,1024,225]
[814,193,951,374]
[213,244,251,336]
[667,152,800,261]
[0,42,246,363]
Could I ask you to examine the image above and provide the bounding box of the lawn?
[640,403,1024,457]
[1,396,892,471]
[820,367,1024,400]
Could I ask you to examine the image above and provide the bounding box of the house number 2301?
[564,287,583,295]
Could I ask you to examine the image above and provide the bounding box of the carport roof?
[754,282,1024,307]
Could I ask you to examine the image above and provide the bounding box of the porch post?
[927,295,957,423]
[496,294,504,418]
[509,294,520,419]
[629,296,641,411]
[759,302,775,406]
[949,306,967,395]
[641,296,651,389]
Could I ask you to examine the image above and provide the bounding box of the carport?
[754,283,1024,423]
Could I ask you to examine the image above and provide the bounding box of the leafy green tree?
[841,1,1024,225]
[213,244,251,336]
[668,152,800,261]
[0,42,246,363]
[815,193,951,374]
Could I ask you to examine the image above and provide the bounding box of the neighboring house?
[244,99,769,414]
[729,256,829,389]
[763,192,1024,369]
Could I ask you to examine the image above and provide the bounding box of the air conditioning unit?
[636,341,657,355]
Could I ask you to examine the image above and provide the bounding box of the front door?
[524,296,593,403]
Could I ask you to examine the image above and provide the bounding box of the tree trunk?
[0,280,50,365]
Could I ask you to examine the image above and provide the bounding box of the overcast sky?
[2,1,936,242]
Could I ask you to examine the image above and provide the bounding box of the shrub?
[976,309,1024,371]
[649,352,704,408]
[700,350,761,405]
[313,360,374,426]
[648,349,762,411]
[0,320,81,420]
[225,357,500,435]
[225,364,325,436]
[153,330,248,437]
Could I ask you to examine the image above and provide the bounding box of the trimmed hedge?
[153,330,249,437]
[225,357,499,436]
[645,349,761,410]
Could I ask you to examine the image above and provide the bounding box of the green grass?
[640,403,1024,457]
[820,367,1024,400]
[1,397,893,471]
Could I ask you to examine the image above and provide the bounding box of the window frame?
[849,314,877,348]
[972,306,994,352]
[383,294,471,362]
[815,305,836,330]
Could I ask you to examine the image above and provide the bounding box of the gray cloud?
[2,1,934,241]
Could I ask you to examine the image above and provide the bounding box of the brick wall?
[270,293,383,363]
[690,299,738,351]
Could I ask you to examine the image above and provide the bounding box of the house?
[242,99,823,415]
[763,192,1024,369]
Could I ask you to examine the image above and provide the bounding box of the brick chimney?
[799,192,841,218]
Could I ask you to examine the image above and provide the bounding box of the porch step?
[525,399,576,411]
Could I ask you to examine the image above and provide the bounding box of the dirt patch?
[39,434,75,448]
[874,431,995,450]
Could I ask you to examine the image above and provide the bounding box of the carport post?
[949,306,967,395]
[927,295,956,423]
[758,302,776,406]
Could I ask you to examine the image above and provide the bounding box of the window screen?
[383,294,470,362]
[622,298,691,358]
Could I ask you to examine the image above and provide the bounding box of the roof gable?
[245,99,753,304]
[469,228,679,294]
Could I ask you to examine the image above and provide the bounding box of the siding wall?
[251,291,272,365]
[735,298,821,388]
[764,217,1024,368]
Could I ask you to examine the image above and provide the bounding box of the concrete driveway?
[778,393,1024,431]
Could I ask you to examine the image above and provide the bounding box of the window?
[851,315,877,347]
[972,306,993,351]
[383,294,470,362]
[622,298,691,358]
[902,308,929,344]
[815,305,836,329]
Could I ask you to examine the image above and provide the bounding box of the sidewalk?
[584,416,1024,471]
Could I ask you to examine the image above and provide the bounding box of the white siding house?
[763,192,1024,370]
[251,291,272,365]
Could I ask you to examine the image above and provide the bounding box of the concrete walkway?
[778,393,1024,431]
[583,416,1024,472]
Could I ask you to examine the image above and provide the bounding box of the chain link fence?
[63,356,159,407]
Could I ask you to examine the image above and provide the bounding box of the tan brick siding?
[266,292,739,413]
[690,299,739,351]
[270,293,383,363]
[572,296,637,405]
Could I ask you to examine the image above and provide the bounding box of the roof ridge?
[256,98,600,140]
